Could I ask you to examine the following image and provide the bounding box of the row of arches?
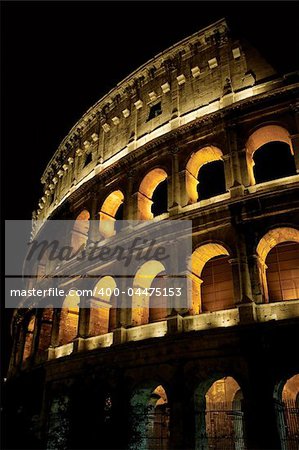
[19,227,299,361]
[69,126,297,246]
[42,123,298,220]
[46,374,299,450]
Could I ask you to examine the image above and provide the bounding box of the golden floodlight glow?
[132,260,165,326]
[138,168,167,220]
[245,125,293,185]
[93,276,117,303]
[99,190,124,238]
[256,227,299,302]
[186,146,223,203]
[189,243,229,314]
[71,209,90,252]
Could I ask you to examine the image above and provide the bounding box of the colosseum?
[4,18,299,450]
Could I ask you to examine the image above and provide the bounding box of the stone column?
[88,191,100,244]
[113,277,129,345]
[247,254,264,303]
[168,367,188,450]
[223,154,233,191]
[169,147,181,212]
[243,379,281,449]
[227,123,249,193]
[228,257,242,305]
[235,231,257,323]
[124,169,135,221]
[179,169,189,207]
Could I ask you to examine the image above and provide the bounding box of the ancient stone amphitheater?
[5,18,299,450]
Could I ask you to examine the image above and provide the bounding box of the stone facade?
[4,19,299,450]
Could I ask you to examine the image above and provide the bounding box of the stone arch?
[256,227,299,302]
[274,374,299,449]
[58,290,80,345]
[138,168,168,220]
[89,276,117,335]
[186,146,224,203]
[71,209,90,252]
[245,125,295,185]
[190,243,234,314]
[99,190,124,238]
[194,375,246,450]
[129,382,169,450]
[132,260,167,326]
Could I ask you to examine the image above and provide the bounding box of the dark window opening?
[84,153,92,167]
[253,141,296,183]
[197,160,226,201]
[151,179,168,217]
[114,203,124,233]
[147,102,162,122]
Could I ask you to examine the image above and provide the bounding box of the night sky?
[1,1,299,374]
[2,1,299,220]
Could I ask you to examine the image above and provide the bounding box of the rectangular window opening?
[147,102,162,122]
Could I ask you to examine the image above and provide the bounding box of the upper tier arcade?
[34,18,290,233]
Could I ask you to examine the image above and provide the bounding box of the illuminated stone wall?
[5,18,299,450]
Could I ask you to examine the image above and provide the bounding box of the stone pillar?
[227,123,249,193]
[124,169,135,221]
[238,148,251,187]
[228,257,242,305]
[235,231,257,323]
[169,147,181,211]
[236,234,253,303]
[247,254,264,303]
[179,169,189,207]
[168,367,201,450]
[188,271,202,314]
[243,379,281,449]
[223,154,233,191]
[88,191,100,244]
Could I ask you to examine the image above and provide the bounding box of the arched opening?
[129,383,169,450]
[195,376,246,450]
[245,125,295,185]
[37,307,53,358]
[99,190,124,238]
[71,210,90,253]
[138,169,168,220]
[274,375,299,450]
[90,276,116,336]
[256,228,299,302]
[190,243,234,314]
[151,179,168,217]
[186,146,225,204]
[197,160,226,201]
[253,142,296,184]
[58,291,80,345]
[22,316,36,362]
[132,260,167,326]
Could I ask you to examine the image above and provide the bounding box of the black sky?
[2,1,299,221]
